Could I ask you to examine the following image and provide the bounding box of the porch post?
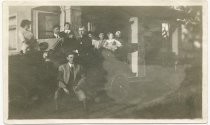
[65,6,71,23]
[60,6,81,36]
[129,17,139,77]
[59,6,73,31]
[59,6,66,31]
[172,27,179,56]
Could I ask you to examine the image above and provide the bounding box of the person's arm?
[115,39,122,47]
[103,41,108,48]
[75,65,86,90]
[19,31,25,43]
[59,31,66,38]
[79,65,86,81]
[57,66,70,94]
[57,66,67,88]
[53,37,64,50]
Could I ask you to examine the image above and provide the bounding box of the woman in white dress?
[101,32,132,77]
[103,32,122,51]
[91,33,106,50]
[101,32,132,102]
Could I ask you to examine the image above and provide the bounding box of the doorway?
[81,6,141,77]
[81,6,130,40]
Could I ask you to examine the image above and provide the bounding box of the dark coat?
[63,37,80,51]
[52,32,66,38]
[77,35,93,55]
[60,30,74,38]
[57,63,86,89]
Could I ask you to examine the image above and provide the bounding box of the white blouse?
[103,39,122,51]
[19,28,34,43]
[92,39,105,49]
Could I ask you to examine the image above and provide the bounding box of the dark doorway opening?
[81,6,130,41]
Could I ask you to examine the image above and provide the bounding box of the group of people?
[52,22,124,51]
[49,22,125,62]
[18,19,128,112]
[51,23,128,112]
[19,19,126,62]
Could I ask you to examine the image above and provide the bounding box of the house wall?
[9,6,35,53]
[9,6,83,54]
[9,6,63,53]
[9,6,34,26]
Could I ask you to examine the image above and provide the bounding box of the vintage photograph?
[3,0,207,123]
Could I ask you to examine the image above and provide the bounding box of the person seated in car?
[51,25,65,50]
[60,22,74,38]
[63,32,80,54]
[103,32,122,51]
[92,32,105,50]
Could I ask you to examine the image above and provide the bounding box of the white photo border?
[2,0,208,124]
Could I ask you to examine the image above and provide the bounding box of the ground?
[8,53,202,119]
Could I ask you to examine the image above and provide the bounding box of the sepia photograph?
[3,0,208,124]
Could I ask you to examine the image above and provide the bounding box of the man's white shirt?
[64,30,71,34]
[54,33,60,38]
[68,63,74,68]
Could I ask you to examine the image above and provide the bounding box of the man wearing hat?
[54,51,87,112]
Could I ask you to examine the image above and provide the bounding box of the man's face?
[64,24,70,30]
[67,54,74,64]
[88,33,92,38]
[79,29,85,36]
[53,27,60,34]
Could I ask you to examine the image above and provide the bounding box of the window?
[162,23,170,39]
[9,14,17,51]
[32,6,60,39]
[38,12,60,39]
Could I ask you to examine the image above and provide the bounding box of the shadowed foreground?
[8,52,202,119]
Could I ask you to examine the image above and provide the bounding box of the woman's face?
[99,33,104,40]
[115,32,121,38]
[108,33,114,39]
[64,24,70,30]
[25,24,31,31]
